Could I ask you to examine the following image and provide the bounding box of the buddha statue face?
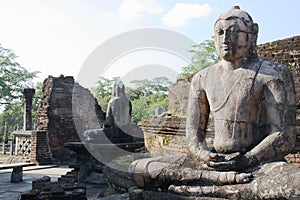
[112,80,125,97]
[214,6,258,61]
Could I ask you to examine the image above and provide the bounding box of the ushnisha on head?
[112,80,125,97]
[214,6,259,61]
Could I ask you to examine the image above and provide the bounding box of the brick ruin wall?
[30,131,52,164]
[141,35,300,163]
[257,35,300,69]
[37,75,105,164]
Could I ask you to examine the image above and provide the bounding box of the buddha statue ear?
[252,23,259,34]
[249,23,259,57]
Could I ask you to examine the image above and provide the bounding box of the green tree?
[0,44,39,105]
[127,77,171,122]
[92,77,120,112]
[0,82,42,139]
[178,39,218,79]
[131,93,168,123]
[0,44,39,139]
[0,102,23,139]
[127,76,171,99]
[32,82,43,123]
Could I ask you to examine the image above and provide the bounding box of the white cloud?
[162,3,211,28]
[118,0,163,23]
[0,0,124,82]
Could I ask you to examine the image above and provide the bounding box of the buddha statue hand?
[207,153,258,171]
[196,149,227,163]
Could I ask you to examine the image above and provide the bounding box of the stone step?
[69,163,81,170]
[61,174,77,179]
[58,176,76,183]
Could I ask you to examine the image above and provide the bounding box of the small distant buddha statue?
[105,80,132,129]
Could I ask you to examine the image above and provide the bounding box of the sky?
[0,0,299,88]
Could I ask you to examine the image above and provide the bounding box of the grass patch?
[0,155,9,163]
[115,155,134,167]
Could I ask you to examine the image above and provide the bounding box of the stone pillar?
[2,122,8,155]
[11,165,23,182]
[3,122,8,144]
[9,141,14,156]
[1,143,5,155]
[22,88,35,131]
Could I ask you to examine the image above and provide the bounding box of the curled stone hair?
[215,6,259,58]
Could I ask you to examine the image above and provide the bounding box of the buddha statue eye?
[216,29,224,35]
[228,27,237,33]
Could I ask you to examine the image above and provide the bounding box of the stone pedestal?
[64,142,94,182]
[11,166,23,182]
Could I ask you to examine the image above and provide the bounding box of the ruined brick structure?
[139,116,187,156]
[140,35,300,163]
[257,35,300,69]
[168,79,190,115]
[37,75,105,164]
[29,131,52,164]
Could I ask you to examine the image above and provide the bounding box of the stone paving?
[0,165,72,200]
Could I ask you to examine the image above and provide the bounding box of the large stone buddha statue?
[129,6,300,199]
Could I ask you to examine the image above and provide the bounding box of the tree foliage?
[127,77,171,122]
[178,39,218,79]
[32,82,43,122]
[0,44,39,105]
[0,44,40,140]
[92,77,120,112]
[0,82,42,139]
[127,76,171,100]
[131,93,168,123]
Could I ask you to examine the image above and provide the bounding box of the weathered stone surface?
[168,162,300,199]
[106,80,131,128]
[64,141,95,182]
[11,165,23,182]
[22,88,35,131]
[258,36,300,153]
[129,187,226,200]
[129,6,300,199]
[139,116,215,156]
[168,79,190,115]
[103,165,136,193]
[85,172,107,185]
[97,193,129,200]
[32,176,51,191]
[20,190,39,200]
[21,180,87,200]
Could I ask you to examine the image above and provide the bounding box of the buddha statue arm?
[186,74,221,162]
[245,75,296,164]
